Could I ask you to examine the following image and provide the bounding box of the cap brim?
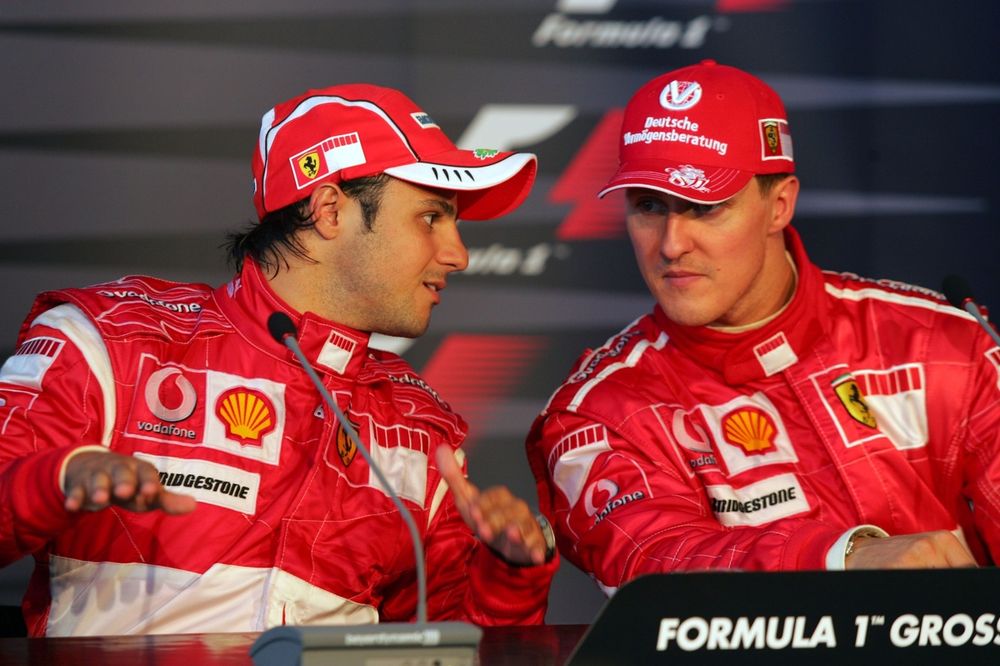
[384,151,536,220]
[598,160,754,205]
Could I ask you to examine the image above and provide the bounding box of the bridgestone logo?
[159,472,251,499]
[135,452,260,513]
[711,486,797,515]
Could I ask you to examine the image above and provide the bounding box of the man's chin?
[374,320,429,339]
[659,306,718,329]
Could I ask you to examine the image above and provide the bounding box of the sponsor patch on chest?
[134,452,260,514]
[126,354,287,464]
[691,392,798,476]
[812,364,928,450]
[705,473,810,527]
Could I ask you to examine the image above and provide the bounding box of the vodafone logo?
[671,410,712,453]
[144,367,197,423]
[584,479,619,516]
[659,80,702,111]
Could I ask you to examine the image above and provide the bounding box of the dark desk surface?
[0,624,588,666]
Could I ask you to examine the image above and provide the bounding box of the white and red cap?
[251,83,537,221]
[599,60,795,204]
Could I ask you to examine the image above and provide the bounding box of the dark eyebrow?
[421,199,456,219]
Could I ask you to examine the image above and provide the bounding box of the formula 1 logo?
[660,81,703,111]
[533,0,727,50]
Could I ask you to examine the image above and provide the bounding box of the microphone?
[251,312,481,666]
[941,275,1000,348]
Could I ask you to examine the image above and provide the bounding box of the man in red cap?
[527,61,1000,592]
[0,84,556,635]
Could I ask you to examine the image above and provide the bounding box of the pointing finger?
[435,446,479,508]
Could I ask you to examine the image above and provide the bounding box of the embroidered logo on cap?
[659,80,702,111]
[666,165,711,192]
[290,133,366,190]
[473,148,500,160]
[297,151,321,179]
[411,111,439,129]
[759,118,794,161]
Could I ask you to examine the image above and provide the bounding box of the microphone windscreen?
[267,311,298,343]
[941,275,974,309]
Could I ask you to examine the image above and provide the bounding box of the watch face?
[537,514,557,559]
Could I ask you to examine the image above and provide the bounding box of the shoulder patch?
[364,352,466,442]
[547,318,667,415]
[44,276,230,343]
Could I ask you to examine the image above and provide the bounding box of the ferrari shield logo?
[336,419,359,467]
[762,121,780,155]
[832,375,878,429]
[297,151,321,180]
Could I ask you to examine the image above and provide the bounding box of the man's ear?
[308,183,346,240]
[768,175,799,234]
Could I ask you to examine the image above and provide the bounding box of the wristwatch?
[845,527,886,562]
[536,513,557,563]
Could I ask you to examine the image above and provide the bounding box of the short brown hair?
[755,173,793,197]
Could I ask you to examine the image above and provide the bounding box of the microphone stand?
[942,275,1000,348]
[250,312,481,666]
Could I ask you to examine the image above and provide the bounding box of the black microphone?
[266,311,297,343]
[252,312,481,666]
[941,276,1000,348]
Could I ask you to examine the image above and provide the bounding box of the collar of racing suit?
[213,259,373,381]
[653,226,832,385]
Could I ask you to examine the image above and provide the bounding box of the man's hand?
[846,530,977,569]
[63,450,197,515]
[435,446,549,566]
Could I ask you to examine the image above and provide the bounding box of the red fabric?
[527,227,1000,591]
[0,260,552,635]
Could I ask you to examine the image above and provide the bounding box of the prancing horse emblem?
[832,374,877,429]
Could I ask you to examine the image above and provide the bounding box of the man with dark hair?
[0,84,556,636]
[527,61,999,594]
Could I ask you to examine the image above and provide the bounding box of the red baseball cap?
[599,60,794,204]
[251,84,537,221]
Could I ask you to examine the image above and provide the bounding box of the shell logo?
[721,407,777,456]
[215,387,276,447]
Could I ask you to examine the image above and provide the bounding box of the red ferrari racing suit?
[527,227,1000,594]
[0,260,553,636]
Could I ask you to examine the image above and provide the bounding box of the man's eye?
[634,198,667,215]
[691,203,720,216]
[422,213,437,226]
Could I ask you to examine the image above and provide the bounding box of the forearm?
[0,445,81,564]
[466,546,556,626]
